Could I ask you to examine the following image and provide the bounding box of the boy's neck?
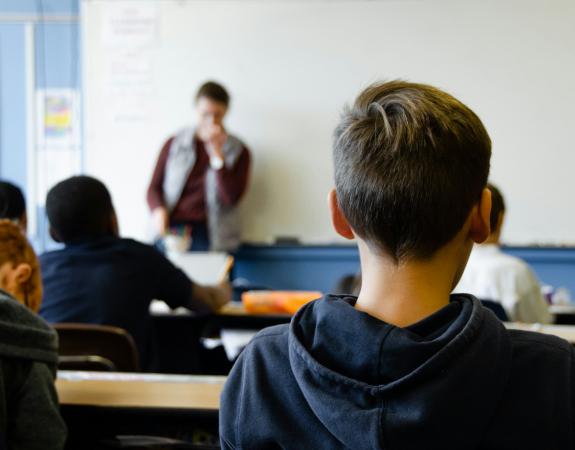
[354,240,465,328]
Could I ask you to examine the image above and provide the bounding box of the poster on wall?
[34,89,82,207]
[100,2,158,124]
[36,89,81,148]
[101,1,157,47]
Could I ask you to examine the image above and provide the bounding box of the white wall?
[82,0,575,245]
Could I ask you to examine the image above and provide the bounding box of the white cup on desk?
[164,234,191,254]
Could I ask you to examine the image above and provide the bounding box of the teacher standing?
[147,81,251,251]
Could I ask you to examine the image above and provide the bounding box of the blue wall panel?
[0,1,79,252]
[0,24,27,187]
[233,245,575,299]
[35,21,80,89]
[505,247,575,294]
[0,1,78,15]
[232,245,360,293]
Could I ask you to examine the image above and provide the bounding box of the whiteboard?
[82,0,575,246]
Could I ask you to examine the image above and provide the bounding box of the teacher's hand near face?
[152,206,169,235]
[147,81,251,252]
[201,123,228,161]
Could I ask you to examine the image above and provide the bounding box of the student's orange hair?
[0,220,42,312]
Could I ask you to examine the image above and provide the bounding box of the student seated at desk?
[39,176,230,371]
[220,81,575,449]
[454,183,551,324]
[0,221,66,449]
[0,180,27,232]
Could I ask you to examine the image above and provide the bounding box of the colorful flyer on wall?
[36,89,81,148]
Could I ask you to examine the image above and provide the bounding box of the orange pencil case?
[242,290,322,315]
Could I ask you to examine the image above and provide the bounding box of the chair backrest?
[480,299,509,322]
[54,323,140,372]
[57,355,117,372]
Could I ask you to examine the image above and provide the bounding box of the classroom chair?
[54,323,140,372]
[96,435,217,449]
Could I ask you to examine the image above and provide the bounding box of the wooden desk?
[57,371,225,448]
[550,304,575,325]
[505,322,575,343]
[57,371,224,410]
[550,304,575,315]
[151,299,291,319]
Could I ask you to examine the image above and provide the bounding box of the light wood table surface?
[217,302,291,317]
[550,304,575,315]
[56,371,225,411]
[150,299,291,318]
[505,322,575,343]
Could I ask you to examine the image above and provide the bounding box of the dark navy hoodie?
[220,294,575,449]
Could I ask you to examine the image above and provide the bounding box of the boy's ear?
[469,187,492,243]
[328,189,354,240]
[19,212,28,233]
[14,263,32,285]
[111,211,120,237]
[48,226,62,243]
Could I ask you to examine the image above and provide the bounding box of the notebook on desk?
[150,252,232,314]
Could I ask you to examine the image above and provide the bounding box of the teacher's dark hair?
[195,81,230,107]
[46,176,116,243]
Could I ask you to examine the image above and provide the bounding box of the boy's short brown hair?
[333,81,491,261]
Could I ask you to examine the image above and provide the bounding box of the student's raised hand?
[152,207,169,235]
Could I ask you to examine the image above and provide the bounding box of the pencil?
[219,255,235,283]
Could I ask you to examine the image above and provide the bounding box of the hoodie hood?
[288,294,511,450]
[0,289,58,365]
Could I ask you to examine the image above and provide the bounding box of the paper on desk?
[166,251,230,284]
[221,329,259,361]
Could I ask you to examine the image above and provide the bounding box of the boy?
[40,176,230,370]
[455,183,551,323]
[220,81,575,449]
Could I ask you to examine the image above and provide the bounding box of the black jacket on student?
[220,294,575,449]
[39,236,208,371]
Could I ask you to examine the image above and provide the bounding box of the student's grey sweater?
[0,290,66,450]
